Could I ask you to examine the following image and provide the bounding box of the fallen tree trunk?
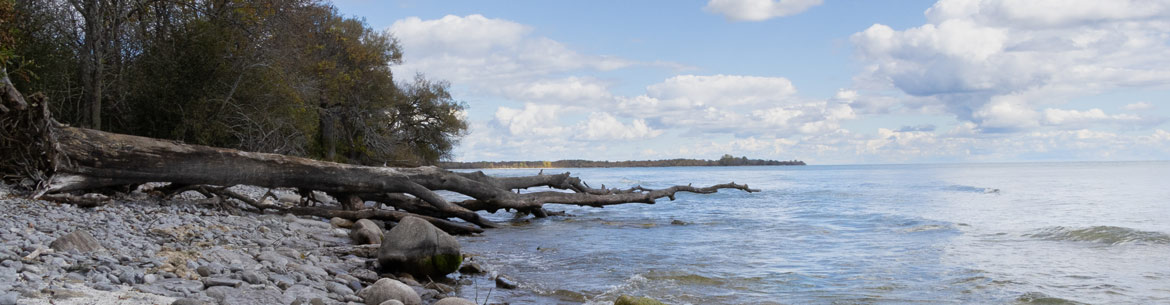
[1,71,759,233]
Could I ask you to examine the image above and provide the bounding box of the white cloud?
[1124,102,1154,111]
[851,0,1170,130]
[646,74,797,106]
[611,75,853,137]
[579,113,663,141]
[389,15,637,86]
[704,0,824,21]
[500,77,612,104]
[493,103,566,137]
[1042,108,1141,126]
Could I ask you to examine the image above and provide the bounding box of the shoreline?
[0,183,542,305]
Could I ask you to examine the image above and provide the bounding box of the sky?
[332,0,1170,164]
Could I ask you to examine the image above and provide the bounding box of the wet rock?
[434,298,477,305]
[357,278,420,305]
[670,219,688,225]
[49,230,106,253]
[350,219,384,245]
[494,275,518,289]
[425,282,454,294]
[458,262,484,274]
[331,217,355,228]
[614,295,666,305]
[377,217,461,278]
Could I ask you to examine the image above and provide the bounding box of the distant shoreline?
[440,155,805,169]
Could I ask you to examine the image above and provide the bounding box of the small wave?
[1027,226,1170,245]
[902,224,954,233]
[1015,292,1089,305]
[944,185,1000,194]
[643,270,726,286]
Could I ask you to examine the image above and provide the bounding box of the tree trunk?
[2,81,759,233]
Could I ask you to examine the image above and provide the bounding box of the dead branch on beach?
[2,71,758,234]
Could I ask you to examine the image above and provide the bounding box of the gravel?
[0,183,469,305]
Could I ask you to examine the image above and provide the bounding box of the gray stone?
[269,273,295,290]
[0,292,16,305]
[357,278,420,305]
[144,274,158,284]
[433,297,476,305]
[310,298,327,305]
[206,285,284,304]
[202,277,243,288]
[284,285,329,304]
[330,217,355,228]
[50,257,68,268]
[19,264,40,274]
[241,270,266,284]
[378,300,405,305]
[350,219,384,245]
[425,282,454,294]
[494,275,518,289]
[457,262,484,274]
[93,282,115,291]
[376,217,461,278]
[327,281,355,296]
[170,298,211,305]
[49,230,105,253]
[290,263,329,279]
[195,266,212,277]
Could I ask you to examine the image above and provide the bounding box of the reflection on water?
[450,162,1170,304]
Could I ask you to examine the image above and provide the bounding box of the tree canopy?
[2,0,466,165]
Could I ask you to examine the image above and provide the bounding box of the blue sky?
[333,0,1170,164]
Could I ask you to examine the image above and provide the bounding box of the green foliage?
[7,0,465,165]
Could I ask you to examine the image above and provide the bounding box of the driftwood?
[1,70,758,234]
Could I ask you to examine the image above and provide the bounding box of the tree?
[8,0,464,165]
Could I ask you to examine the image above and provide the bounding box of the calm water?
[450,162,1170,304]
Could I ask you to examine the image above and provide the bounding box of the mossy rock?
[378,217,463,278]
[614,295,666,305]
[417,254,462,276]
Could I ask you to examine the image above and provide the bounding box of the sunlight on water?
[452,162,1170,304]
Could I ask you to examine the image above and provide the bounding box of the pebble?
[326,281,354,296]
[0,190,484,305]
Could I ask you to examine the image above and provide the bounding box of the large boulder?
[357,278,420,305]
[377,217,461,278]
[49,230,105,253]
[350,219,384,245]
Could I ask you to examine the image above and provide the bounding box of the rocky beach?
[0,182,508,305]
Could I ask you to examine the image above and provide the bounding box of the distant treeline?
[441,154,805,169]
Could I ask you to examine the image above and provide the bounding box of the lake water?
[450,162,1170,304]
